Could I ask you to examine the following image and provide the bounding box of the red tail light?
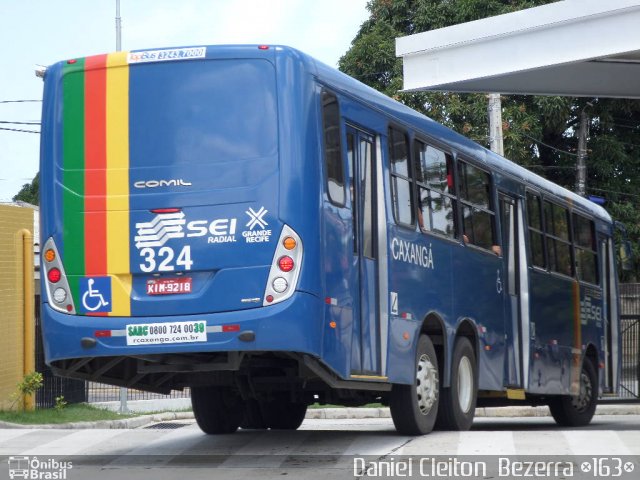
[47,268,61,283]
[278,256,294,272]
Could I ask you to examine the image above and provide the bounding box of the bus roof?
[50,44,611,224]
[275,45,612,224]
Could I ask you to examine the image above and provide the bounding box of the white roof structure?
[396,0,640,98]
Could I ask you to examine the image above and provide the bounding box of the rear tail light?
[42,238,76,314]
[47,268,61,283]
[264,225,302,306]
[278,256,294,272]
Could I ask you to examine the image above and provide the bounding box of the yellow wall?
[0,204,33,409]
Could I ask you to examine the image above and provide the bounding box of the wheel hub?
[416,353,439,415]
[457,356,473,413]
[571,371,593,412]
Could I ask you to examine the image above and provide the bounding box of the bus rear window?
[127,59,278,167]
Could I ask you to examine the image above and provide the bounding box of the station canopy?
[395,0,640,98]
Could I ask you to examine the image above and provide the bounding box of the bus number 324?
[139,246,193,272]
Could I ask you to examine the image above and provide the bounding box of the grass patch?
[0,403,137,425]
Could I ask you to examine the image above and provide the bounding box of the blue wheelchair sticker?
[79,277,112,313]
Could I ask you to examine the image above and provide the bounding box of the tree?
[13,172,39,205]
[340,0,640,279]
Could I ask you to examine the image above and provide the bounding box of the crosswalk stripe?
[563,430,631,455]
[0,430,76,455]
[513,429,574,455]
[0,429,36,445]
[20,429,126,456]
[457,431,516,455]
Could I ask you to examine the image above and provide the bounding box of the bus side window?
[573,213,599,284]
[544,200,572,277]
[413,140,456,237]
[526,192,546,268]
[389,127,414,227]
[458,160,497,252]
[322,90,345,206]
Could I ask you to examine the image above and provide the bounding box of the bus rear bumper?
[41,291,322,365]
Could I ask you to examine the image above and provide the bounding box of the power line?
[588,186,640,199]
[0,100,42,104]
[519,132,579,157]
[0,127,40,134]
[0,121,41,125]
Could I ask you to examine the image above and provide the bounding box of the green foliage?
[54,395,68,412]
[10,372,43,410]
[0,403,136,425]
[12,172,39,205]
[340,0,640,279]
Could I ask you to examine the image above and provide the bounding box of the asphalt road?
[1,416,639,479]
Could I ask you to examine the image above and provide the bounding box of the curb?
[1,404,638,429]
[306,404,640,419]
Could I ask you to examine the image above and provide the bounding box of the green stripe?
[62,59,86,306]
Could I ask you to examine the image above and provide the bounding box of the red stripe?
[84,54,108,278]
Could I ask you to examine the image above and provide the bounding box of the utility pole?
[116,0,127,414]
[488,93,504,156]
[115,0,122,52]
[575,104,592,197]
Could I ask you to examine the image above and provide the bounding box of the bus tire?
[435,337,477,431]
[390,334,439,435]
[549,358,598,427]
[191,385,244,434]
[262,397,308,430]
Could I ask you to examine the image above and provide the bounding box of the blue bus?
[40,45,622,435]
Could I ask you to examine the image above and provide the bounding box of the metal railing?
[618,283,640,400]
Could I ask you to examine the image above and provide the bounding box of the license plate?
[146,277,192,295]
[126,320,207,346]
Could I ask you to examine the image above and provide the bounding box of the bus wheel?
[435,337,477,431]
[262,396,308,430]
[549,358,598,427]
[390,334,439,435]
[191,386,245,434]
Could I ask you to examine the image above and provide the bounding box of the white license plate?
[126,320,206,346]
[146,277,192,295]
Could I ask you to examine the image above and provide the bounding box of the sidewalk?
[92,398,640,417]
[2,401,639,430]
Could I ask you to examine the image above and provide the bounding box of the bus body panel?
[42,292,322,364]
[39,45,621,406]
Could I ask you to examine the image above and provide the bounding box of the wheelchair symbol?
[82,278,111,312]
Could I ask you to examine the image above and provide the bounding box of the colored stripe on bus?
[84,55,108,319]
[62,58,86,306]
[62,53,132,316]
[105,52,132,317]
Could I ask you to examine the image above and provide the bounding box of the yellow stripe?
[350,375,389,381]
[106,52,131,316]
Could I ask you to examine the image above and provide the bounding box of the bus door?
[600,236,619,393]
[346,126,380,375]
[499,193,524,388]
